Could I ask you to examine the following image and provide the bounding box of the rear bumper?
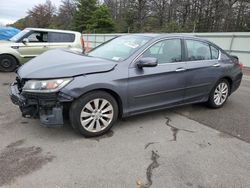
[231,72,243,93]
[9,83,72,127]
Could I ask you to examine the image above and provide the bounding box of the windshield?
[9,29,30,42]
[88,35,151,61]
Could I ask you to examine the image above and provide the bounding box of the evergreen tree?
[72,0,97,32]
[87,5,115,33]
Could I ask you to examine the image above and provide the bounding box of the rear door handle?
[175,68,186,72]
[212,63,221,67]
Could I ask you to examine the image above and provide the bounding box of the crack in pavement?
[165,116,195,141]
[144,142,159,149]
[137,150,160,188]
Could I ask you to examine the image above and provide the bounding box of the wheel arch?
[220,76,233,94]
[77,88,124,118]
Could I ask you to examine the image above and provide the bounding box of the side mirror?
[137,57,158,69]
[22,38,29,44]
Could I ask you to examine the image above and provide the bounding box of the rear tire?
[0,54,18,72]
[69,91,118,137]
[207,79,230,108]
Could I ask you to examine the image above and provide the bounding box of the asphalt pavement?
[173,79,250,143]
[0,72,249,188]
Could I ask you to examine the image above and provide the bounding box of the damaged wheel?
[70,91,118,137]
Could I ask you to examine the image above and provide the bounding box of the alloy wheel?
[80,98,114,133]
[213,82,229,106]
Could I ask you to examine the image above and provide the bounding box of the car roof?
[129,33,209,42]
[25,28,80,34]
[129,33,163,37]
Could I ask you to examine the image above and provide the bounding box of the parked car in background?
[0,28,83,72]
[9,34,242,137]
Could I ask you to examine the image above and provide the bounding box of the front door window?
[141,39,182,64]
[27,32,48,43]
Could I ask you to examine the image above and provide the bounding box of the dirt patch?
[0,139,55,186]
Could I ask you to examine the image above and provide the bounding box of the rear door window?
[186,40,211,61]
[48,32,75,43]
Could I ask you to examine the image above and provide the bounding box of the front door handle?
[212,63,221,67]
[175,67,186,72]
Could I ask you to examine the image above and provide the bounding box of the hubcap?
[1,59,11,68]
[80,98,114,133]
[214,82,228,105]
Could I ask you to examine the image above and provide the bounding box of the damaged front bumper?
[9,82,73,127]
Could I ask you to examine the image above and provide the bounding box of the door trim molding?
[134,82,211,99]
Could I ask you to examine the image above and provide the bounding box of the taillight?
[81,36,85,50]
[239,63,243,70]
[231,55,242,70]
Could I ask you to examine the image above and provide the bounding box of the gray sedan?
[9,34,243,137]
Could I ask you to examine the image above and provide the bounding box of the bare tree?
[26,0,56,28]
[57,0,77,29]
[14,0,250,32]
[150,0,168,27]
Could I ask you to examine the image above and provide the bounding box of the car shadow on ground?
[13,103,208,142]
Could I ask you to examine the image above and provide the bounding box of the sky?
[0,0,61,25]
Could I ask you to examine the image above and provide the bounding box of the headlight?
[23,78,73,93]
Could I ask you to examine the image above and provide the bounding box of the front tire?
[207,79,230,108]
[69,91,118,137]
[0,55,18,72]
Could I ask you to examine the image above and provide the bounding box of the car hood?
[18,49,117,79]
[0,40,14,47]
